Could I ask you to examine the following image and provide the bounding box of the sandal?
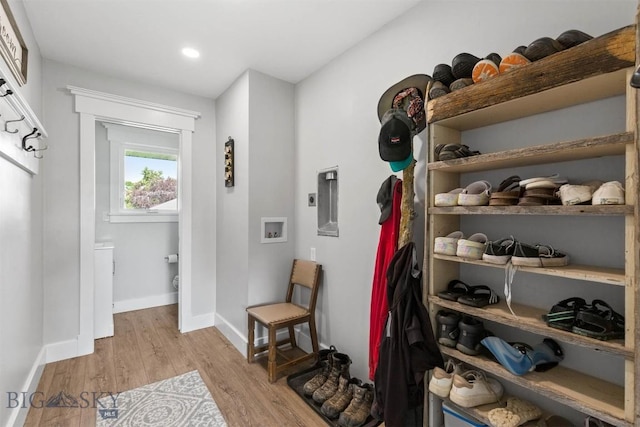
[573,299,625,341]
[435,143,481,161]
[458,285,500,308]
[438,279,473,301]
[543,297,587,331]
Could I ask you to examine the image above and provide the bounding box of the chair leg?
[268,327,277,383]
[247,315,255,363]
[288,325,297,349]
[309,317,319,353]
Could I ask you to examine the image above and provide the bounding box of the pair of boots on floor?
[302,347,373,427]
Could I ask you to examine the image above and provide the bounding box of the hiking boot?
[456,316,487,356]
[303,346,337,396]
[449,370,503,408]
[338,383,374,427]
[436,310,460,348]
[321,377,362,419]
[312,352,351,404]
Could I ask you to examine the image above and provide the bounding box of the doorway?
[70,86,200,356]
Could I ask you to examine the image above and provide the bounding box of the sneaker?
[428,358,464,398]
[449,370,503,408]
[592,181,624,205]
[456,233,488,260]
[511,242,568,267]
[482,236,516,264]
[557,180,603,205]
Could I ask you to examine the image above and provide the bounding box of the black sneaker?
[456,316,488,356]
[436,310,460,348]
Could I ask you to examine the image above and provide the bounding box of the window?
[110,141,179,223]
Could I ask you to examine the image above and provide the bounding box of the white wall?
[41,59,216,349]
[293,0,635,420]
[95,124,180,311]
[215,70,295,351]
[0,2,45,426]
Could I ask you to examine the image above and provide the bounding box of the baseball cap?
[377,175,398,224]
[379,108,414,172]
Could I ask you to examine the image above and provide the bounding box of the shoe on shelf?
[482,236,517,265]
[511,242,569,267]
[435,188,463,207]
[428,358,464,398]
[449,370,503,408]
[434,231,465,256]
[557,180,603,205]
[436,310,461,348]
[458,180,492,206]
[592,181,625,205]
[456,316,489,356]
[456,233,488,260]
[488,397,542,427]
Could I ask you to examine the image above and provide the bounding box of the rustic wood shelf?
[430,296,631,358]
[439,347,629,427]
[432,254,625,286]
[428,132,631,173]
[429,205,633,216]
[426,25,634,128]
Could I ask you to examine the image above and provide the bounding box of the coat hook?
[4,115,24,133]
[21,127,40,151]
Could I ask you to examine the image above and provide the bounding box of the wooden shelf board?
[432,254,625,286]
[439,347,629,426]
[428,132,631,173]
[430,296,631,358]
[429,205,633,216]
[427,25,635,128]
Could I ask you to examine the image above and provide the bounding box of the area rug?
[96,370,227,426]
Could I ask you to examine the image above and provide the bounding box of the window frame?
[109,141,179,223]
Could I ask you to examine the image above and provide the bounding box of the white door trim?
[69,86,200,355]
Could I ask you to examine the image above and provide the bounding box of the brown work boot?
[338,383,374,427]
[321,377,362,419]
[312,352,351,404]
[302,346,337,396]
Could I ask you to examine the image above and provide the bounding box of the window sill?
[109,212,178,223]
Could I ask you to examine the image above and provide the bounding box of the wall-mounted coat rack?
[0,71,48,175]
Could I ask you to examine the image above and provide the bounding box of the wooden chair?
[246,259,322,382]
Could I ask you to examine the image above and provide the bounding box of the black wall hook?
[21,127,41,152]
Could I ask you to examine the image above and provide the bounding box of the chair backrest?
[286,259,322,313]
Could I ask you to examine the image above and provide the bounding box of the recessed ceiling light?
[182,47,200,59]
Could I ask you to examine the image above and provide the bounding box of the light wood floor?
[24,304,327,427]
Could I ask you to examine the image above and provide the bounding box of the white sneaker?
[428,359,463,398]
[592,181,625,205]
[557,180,603,205]
[449,370,503,408]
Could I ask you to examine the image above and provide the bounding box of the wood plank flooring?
[23,304,327,427]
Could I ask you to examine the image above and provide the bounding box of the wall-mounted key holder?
[224,137,234,187]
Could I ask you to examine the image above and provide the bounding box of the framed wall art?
[0,0,28,86]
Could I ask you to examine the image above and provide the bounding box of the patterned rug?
[96,370,227,426]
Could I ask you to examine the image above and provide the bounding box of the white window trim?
[109,141,179,223]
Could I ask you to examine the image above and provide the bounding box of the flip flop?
[458,285,500,308]
[437,279,472,301]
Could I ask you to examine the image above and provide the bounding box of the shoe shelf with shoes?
[424,22,637,427]
[430,295,630,358]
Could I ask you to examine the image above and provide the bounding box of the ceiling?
[21,0,422,99]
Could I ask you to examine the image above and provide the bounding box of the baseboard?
[113,291,178,314]
[5,346,46,427]
[45,338,78,363]
[180,311,215,333]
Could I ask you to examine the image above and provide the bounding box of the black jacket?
[374,242,444,427]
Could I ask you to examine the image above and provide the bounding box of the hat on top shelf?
[377,74,432,134]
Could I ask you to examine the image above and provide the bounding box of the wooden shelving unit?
[424,23,638,427]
